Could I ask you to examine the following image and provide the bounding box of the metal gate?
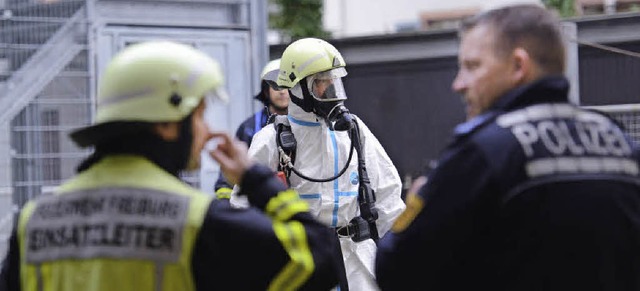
[0,0,267,263]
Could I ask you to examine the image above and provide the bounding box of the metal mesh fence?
[0,0,250,264]
[588,104,640,146]
[0,0,89,263]
[613,111,640,145]
[1,0,89,208]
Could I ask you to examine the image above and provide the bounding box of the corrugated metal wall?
[271,14,640,191]
[579,42,640,106]
[343,57,461,181]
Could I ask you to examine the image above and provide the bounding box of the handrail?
[0,6,86,123]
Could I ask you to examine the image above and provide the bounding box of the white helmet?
[71,40,228,146]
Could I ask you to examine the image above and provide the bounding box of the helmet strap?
[168,114,194,175]
[289,78,315,113]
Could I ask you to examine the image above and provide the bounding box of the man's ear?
[512,47,533,84]
[153,122,179,141]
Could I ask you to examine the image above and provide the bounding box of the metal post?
[604,0,617,14]
[561,21,580,105]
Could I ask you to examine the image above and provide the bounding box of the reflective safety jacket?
[376,76,640,291]
[1,155,341,291]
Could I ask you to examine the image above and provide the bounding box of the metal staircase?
[0,0,90,264]
[0,6,86,123]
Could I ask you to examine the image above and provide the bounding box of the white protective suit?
[231,102,405,290]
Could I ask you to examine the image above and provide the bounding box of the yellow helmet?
[275,38,346,89]
[71,40,227,146]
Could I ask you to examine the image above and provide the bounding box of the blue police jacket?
[375,76,640,291]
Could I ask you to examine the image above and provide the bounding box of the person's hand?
[208,131,254,186]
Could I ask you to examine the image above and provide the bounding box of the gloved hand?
[208,131,254,186]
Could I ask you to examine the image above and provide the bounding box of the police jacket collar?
[491,75,569,112]
[454,76,569,136]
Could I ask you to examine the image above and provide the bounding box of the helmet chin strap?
[289,79,316,113]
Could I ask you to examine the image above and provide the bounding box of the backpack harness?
[273,115,379,243]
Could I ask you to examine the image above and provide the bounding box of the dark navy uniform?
[214,107,271,195]
[376,76,640,291]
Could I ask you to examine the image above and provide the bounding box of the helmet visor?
[206,86,229,105]
[308,68,347,101]
[261,68,281,91]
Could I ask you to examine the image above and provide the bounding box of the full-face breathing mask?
[290,68,353,131]
[319,101,353,131]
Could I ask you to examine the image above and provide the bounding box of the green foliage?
[270,0,330,40]
[543,0,576,17]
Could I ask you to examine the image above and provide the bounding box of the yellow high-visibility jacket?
[6,155,342,290]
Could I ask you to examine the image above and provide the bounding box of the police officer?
[376,4,640,291]
[235,38,406,291]
[0,41,341,291]
[214,58,289,199]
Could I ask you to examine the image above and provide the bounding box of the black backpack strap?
[273,115,296,186]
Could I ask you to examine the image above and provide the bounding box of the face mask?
[314,100,353,131]
[307,68,352,130]
[308,68,348,102]
[290,68,353,131]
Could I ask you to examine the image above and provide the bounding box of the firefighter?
[232,38,405,291]
[0,40,341,291]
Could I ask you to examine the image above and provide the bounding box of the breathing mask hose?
[350,118,379,243]
[288,132,355,182]
[329,104,353,131]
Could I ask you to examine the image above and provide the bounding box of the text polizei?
[497,104,638,177]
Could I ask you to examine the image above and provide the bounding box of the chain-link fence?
[587,104,640,146]
[0,0,90,264]
[2,0,90,208]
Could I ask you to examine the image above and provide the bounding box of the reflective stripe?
[266,190,309,221]
[288,116,320,127]
[329,129,340,227]
[98,87,155,107]
[215,188,232,200]
[497,104,610,128]
[526,156,639,177]
[297,52,327,76]
[268,221,314,291]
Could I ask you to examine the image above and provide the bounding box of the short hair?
[460,4,566,75]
